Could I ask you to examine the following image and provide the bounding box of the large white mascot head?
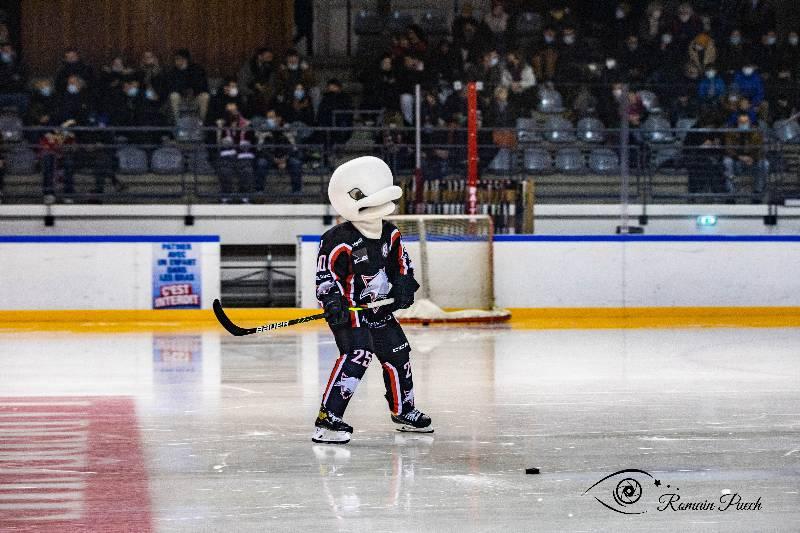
[328,156,402,239]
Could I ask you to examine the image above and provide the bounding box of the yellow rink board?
[1,307,800,333]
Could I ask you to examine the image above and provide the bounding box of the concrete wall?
[0,236,220,310]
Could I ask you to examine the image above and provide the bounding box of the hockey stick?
[212,298,395,336]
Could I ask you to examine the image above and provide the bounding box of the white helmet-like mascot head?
[328,156,402,239]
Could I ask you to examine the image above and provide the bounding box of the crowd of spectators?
[0,1,798,202]
[359,1,798,128]
[0,42,360,202]
[355,0,798,198]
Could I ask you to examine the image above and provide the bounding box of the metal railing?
[1,125,797,207]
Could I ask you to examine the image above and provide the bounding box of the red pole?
[466,81,478,216]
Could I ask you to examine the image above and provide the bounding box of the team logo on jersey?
[352,248,368,264]
[335,373,360,400]
[382,243,389,257]
[316,280,336,298]
[360,268,392,309]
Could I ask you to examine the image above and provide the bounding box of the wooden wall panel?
[20,0,294,77]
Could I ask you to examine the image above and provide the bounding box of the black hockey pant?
[320,319,415,419]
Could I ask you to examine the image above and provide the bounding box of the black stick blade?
[212,299,254,336]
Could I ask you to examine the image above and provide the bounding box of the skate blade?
[311,426,351,444]
[395,425,434,433]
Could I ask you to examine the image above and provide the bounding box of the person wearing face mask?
[253,108,304,195]
[501,50,536,105]
[0,43,28,114]
[26,80,56,132]
[671,3,703,55]
[164,49,210,123]
[316,78,353,146]
[56,74,94,126]
[555,27,585,87]
[685,33,717,82]
[532,27,559,82]
[755,30,781,80]
[719,30,746,79]
[238,47,276,115]
[619,34,649,84]
[610,2,634,45]
[283,82,314,125]
[208,77,246,125]
[484,2,509,53]
[639,1,667,46]
[276,49,315,104]
[215,101,255,203]
[359,53,400,112]
[647,32,682,92]
[697,64,726,107]
[55,48,94,95]
[737,0,777,45]
[779,32,800,74]
[466,50,503,109]
[723,111,769,201]
[733,61,765,109]
[107,77,146,131]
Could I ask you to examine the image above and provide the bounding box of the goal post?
[386,214,511,323]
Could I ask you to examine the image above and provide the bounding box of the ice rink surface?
[1,323,798,532]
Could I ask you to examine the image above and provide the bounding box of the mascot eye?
[348,188,366,201]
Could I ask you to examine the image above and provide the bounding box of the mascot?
[313,156,433,444]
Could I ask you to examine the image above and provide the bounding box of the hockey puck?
[525,467,540,475]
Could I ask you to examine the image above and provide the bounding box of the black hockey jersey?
[316,221,414,328]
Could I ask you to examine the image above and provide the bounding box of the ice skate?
[391,408,434,433]
[312,409,353,444]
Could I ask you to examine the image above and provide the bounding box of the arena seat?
[555,147,586,174]
[523,147,552,173]
[516,117,540,144]
[419,10,448,36]
[5,146,37,175]
[577,118,606,144]
[589,148,620,175]
[385,11,414,34]
[642,116,675,143]
[151,146,185,175]
[544,116,575,143]
[116,146,149,175]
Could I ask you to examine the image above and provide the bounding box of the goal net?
[386,214,511,323]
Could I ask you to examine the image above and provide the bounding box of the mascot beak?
[354,185,402,217]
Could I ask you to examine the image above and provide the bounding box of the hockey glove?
[391,275,420,311]
[323,296,351,327]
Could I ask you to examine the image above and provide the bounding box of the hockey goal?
[386,214,511,323]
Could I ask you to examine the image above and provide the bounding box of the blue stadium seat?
[674,118,697,141]
[354,10,383,35]
[151,146,185,174]
[554,147,586,173]
[774,119,800,144]
[537,87,564,114]
[544,116,575,143]
[385,11,414,34]
[419,10,448,36]
[516,118,540,143]
[577,118,606,144]
[523,148,552,173]
[5,146,37,175]
[175,116,203,143]
[642,116,675,143]
[116,146,149,175]
[589,148,620,174]
[0,113,23,143]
